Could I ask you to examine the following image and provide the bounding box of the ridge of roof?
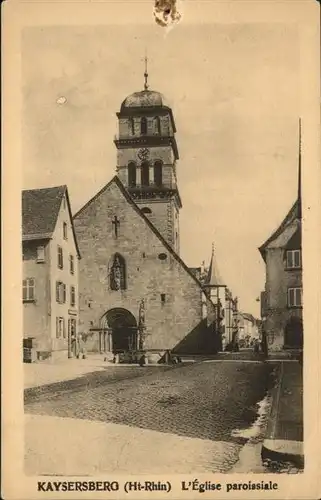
[258,198,300,259]
[74,175,204,290]
[22,185,81,259]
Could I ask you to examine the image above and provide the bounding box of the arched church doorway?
[101,308,138,353]
[284,317,303,349]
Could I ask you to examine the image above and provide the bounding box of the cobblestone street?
[25,361,274,475]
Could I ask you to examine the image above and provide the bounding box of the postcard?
[2,0,321,498]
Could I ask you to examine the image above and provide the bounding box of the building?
[259,126,303,352]
[202,244,238,350]
[237,313,260,346]
[22,186,80,361]
[73,75,217,362]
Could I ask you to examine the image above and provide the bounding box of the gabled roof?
[241,312,256,323]
[73,176,204,290]
[22,186,65,238]
[22,185,81,258]
[203,244,225,287]
[259,198,301,261]
[259,119,302,261]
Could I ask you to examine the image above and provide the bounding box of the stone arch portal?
[284,316,303,349]
[100,308,138,353]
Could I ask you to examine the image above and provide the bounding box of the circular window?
[141,207,152,214]
[158,253,167,260]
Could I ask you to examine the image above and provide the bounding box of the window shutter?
[56,282,60,302]
[286,251,292,268]
[296,288,302,307]
[63,284,66,303]
[63,318,66,338]
[288,288,294,307]
[56,317,59,338]
[29,280,35,301]
[295,250,301,268]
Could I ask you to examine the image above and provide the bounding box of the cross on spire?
[144,53,149,91]
[112,215,120,238]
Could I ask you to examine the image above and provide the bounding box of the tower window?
[161,293,166,304]
[128,162,136,187]
[153,116,161,135]
[128,117,135,136]
[158,253,167,260]
[141,117,147,135]
[141,161,150,186]
[154,161,163,186]
[141,207,152,214]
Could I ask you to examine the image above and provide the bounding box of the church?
[73,69,217,362]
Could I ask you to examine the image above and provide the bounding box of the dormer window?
[286,249,301,269]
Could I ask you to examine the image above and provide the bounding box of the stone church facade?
[73,85,217,362]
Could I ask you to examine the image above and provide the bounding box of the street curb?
[261,439,304,469]
[261,362,304,468]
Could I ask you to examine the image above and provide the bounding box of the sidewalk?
[24,356,107,389]
[261,361,304,468]
[25,414,241,475]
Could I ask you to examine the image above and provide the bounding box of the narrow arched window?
[128,117,135,136]
[109,253,126,290]
[154,160,163,186]
[153,117,161,135]
[141,117,147,135]
[141,161,150,186]
[128,162,136,187]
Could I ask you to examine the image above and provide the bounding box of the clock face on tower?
[138,148,150,161]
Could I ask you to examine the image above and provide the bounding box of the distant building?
[259,126,303,352]
[238,313,260,345]
[22,186,80,361]
[202,244,238,349]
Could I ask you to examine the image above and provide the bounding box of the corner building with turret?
[73,82,217,362]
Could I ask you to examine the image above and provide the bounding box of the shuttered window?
[23,278,35,301]
[288,288,302,307]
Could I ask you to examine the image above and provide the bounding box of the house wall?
[49,194,79,358]
[74,181,204,355]
[264,246,302,351]
[23,240,51,350]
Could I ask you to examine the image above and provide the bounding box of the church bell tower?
[114,58,182,254]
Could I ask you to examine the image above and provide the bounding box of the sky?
[21,22,300,317]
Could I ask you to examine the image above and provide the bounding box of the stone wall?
[74,180,206,355]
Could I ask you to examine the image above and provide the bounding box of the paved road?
[25,361,274,474]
